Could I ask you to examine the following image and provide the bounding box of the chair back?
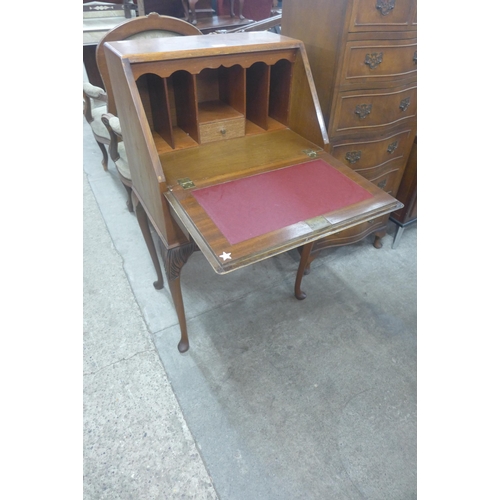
[96,12,202,115]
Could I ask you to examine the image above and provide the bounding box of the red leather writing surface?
[192,159,373,245]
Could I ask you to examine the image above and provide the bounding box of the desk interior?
[158,129,322,188]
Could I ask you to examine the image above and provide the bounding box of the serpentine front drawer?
[330,128,414,171]
[348,0,416,32]
[330,84,416,134]
[340,38,417,87]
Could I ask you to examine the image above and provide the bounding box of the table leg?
[162,241,196,353]
[294,241,314,300]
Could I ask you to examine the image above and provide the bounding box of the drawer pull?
[387,141,399,154]
[346,151,362,164]
[365,52,383,70]
[413,51,417,64]
[220,128,226,135]
[376,0,396,16]
[377,179,387,189]
[355,104,372,119]
[399,97,410,112]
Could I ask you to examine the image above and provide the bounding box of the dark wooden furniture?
[83,1,139,87]
[281,0,417,261]
[217,0,273,21]
[84,1,137,17]
[224,13,281,33]
[136,0,185,18]
[136,0,253,32]
[390,136,417,248]
[104,32,402,352]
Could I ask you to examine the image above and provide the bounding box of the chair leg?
[123,183,134,213]
[162,242,197,353]
[96,140,108,172]
[135,199,164,290]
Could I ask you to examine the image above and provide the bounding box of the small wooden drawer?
[330,85,416,134]
[330,128,414,171]
[340,38,417,87]
[199,117,245,144]
[348,0,415,32]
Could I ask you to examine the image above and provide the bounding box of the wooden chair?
[83,13,203,288]
[83,13,202,172]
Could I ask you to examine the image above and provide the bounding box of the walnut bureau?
[104,32,402,352]
[282,0,417,257]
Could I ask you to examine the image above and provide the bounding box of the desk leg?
[295,242,314,300]
[134,198,164,290]
[162,242,196,353]
[373,229,387,249]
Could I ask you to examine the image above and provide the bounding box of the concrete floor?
[83,111,417,498]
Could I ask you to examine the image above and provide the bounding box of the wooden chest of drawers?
[282,0,417,250]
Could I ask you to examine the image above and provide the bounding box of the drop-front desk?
[104,32,403,352]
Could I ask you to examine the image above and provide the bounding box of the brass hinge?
[177,177,195,189]
[303,149,319,158]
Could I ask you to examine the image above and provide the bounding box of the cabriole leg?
[295,242,314,300]
[96,141,108,171]
[123,183,134,213]
[162,242,196,353]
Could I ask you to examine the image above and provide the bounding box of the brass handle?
[346,151,362,164]
[376,0,396,16]
[365,52,383,69]
[387,141,399,154]
[399,98,410,112]
[355,104,372,119]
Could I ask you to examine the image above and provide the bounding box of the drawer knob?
[376,0,396,16]
[399,97,411,112]
[365,52,383,69]
[220,128,226,135]
[345,151,362,164]
[355,104,372,119]
[413,51,417,64]
[387,141,399,154]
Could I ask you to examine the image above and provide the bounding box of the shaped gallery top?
[104,32,304,62]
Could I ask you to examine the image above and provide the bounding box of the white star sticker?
[219,252,232,261]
